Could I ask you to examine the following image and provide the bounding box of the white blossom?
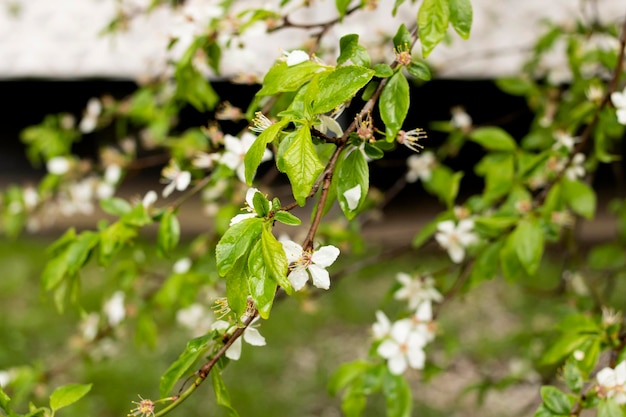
[377,318,427,374]
[410,300,436,342]
[343,185,361,210]
[47,156,71,175]
[230,188,268,226]
[372,310,392,340]
[0,369,15,388]
[597,361,626,404]
[220,133,272,183]
[161,162,191,197]
[282,49,310,66]
[611,87,626,125]
[281,240,340,291]
[406,151,435,183]
[250,112,274,133]
[435,219,478,263]
[104,164,122,184]
[565,153,586,180]
[173,257,192,274]
[394,273,443,310]
[552,131,578,151]
[192,152,219,169]
[79,98,102,134]
[176,304,214,337]
[103,291,126,327]
[211,318,266,360]
[451,106,472,131]
[142,190,158,208]
[80,312,100,342]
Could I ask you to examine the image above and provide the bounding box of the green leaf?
[448,0,473,39]
[469,239,504,286]
[244,120,287,185]
[50,383,92,412]
[598,399,625,417]
[382,371,412,417]
[496,77,534,96]
[512,218,544,275]
[373,63,394,78]
[418,0,450,57]
[412,212,453,248]
[175,65,219,111]
[469,127,517,151]
[328,361,370,396]
[337,34,359,66]
[157,209,180,258]
[159,334,213,397]
[423,165,463,208]
[252,191,271,218]
[211,368,240,417]
[541,333,588,366]
[563,360,583,394]
[261,228,291,293]
[475,153,515,203]
[100,197,132,216]
[312,66,374,115]
[273,211,302,226]
[337,148,369,220]
[257,61,323,96]
[380,71,410,140]
[540,386,574,415]
[588,244,626,270]
[248,241,278,319]
[562,179,596,219]
[500,232,529,282]
[216,218,264,276]
[393,24,412,50]
[226,256,250,318]
[0,387,11,414]
[407,61,431,80]
[283,126,325,206]
[473,216,518,238]
[42,231,99,291]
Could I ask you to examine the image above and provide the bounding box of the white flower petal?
[437,220,455,233]
[309,264,331,289]
[162,181,176,198]
[285,50,309,66]
[387,355,408,375]
[377,339,400,359]
[229,213,256,226]
[47,156,70,175]
[225,338,242,360]
[311,245,340,268]
[288,268,309,291]
[281,240,303,264]
[447,244,465,263]
[405,345,426,370]
[243,327,266,346]
[343,185,361,210]
[372,310,391,340]
[245,187,261,207]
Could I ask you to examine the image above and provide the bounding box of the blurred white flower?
[552,131,578,151]
[377,318,427,374]
[58,179,95,216]
[192,152,219,169]
[0,369,15,388]
[394,273,443,310]
[281,240,340,291]
[80,312,100,342]
[372,310,391,340]
[47,156,71,175]
[596,361,626,404]
[161,162,191,197]
[173,257,192,274]
[565,153,586,180]
[435,219,478,263]
[451,106,472,131]
[211,317,266,360]
[104,164,122,184]
[406,151,435,183]
[610,87,626,125]
[22,186,39,211]
[142,190,158,208]
[220,132,272,183]
[176,304,214,337]
[103,291,125,327]
[79,98,102,134]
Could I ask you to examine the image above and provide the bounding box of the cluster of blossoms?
[373,273,442,374]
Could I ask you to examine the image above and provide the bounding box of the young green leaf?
[312,66,374,115]
[418,0,450,57]
[50,383,92,412]
[407,61,431,81]
[562,179,596,219]
[247,240,277,320]
[540,386,574,415]
[512,218,544,275]
[598,398,624,417]
[244,120,287,185]
[469,127,517,151]
[100,197,132,216]
[337,34,359,66]
[159,334,213,397]
[283,126,325,206]
[423,165,463,208]
[449,0,473,39]
[337,148,369,220]
[216,218,264,276]
[393,24,412,50]
[252,191,271,218]
[273,211,302,226]
[382,371,412,417]
[257,61,323,96]
[261,227,291,293]
[335,0,351,18]
[380,71,410,140]
[211,368,241,417]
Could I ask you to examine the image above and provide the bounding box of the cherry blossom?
[596,360,626,404]
[219,132,272,183]
[103,291,125,327]
[161,161,191,197]
[282,49,310,66]
[610,87,626,125]
[377,318,427,374]
[229,187,269,226]
[211,318,266,361]
[394,273,442,310]
[405,151,435,183]
[281,240,340,291]
[79,98,102,134]
[435,219,478,263]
